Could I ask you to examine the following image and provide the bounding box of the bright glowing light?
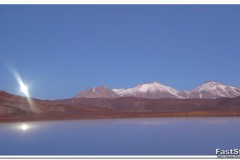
[11,69,38,113]
[20,82,29,96]
[12,70,30,97]
[21,124,29,131]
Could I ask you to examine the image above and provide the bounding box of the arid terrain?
[1,90,240,122]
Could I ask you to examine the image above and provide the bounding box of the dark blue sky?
[1,5,240,100]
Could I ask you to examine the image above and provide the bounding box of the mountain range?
[1,80,240,122]
[1,89,240,122]
[75,81,240,99]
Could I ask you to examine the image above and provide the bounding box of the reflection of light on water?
[19,124,29,131]
[10,122,38,132]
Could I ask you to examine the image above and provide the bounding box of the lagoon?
[0,118,239,155]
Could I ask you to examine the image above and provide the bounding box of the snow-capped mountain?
[74,81,240,99]
[75,86,119,98]
[190,81,240,99]
[113,82,184,99]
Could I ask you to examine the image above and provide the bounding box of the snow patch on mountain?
[113,82,184,99]
[190,81,240,99]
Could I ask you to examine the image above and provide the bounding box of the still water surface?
[0,118,239,155]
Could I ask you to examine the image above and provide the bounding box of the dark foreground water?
[0,118,239,155]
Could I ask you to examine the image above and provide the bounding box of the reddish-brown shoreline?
[1,111,240,123]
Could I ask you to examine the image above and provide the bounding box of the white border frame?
[0,2,238,159]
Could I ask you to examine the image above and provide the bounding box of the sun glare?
[20,82,29,96]
[11,69,38,113]
[12,70,30,98]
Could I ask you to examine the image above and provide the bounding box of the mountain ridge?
[76,81,240,99]
[1,90,240,122]
[75,86,119,98]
